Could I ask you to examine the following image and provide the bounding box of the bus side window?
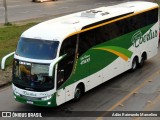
[57,35,77,88]
[79,29,96,56]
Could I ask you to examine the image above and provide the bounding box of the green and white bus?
[1,1,159,107]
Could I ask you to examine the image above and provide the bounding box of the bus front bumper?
[13,93,57,107]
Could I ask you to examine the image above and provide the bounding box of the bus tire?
[73,84,84,102]
[131,57,138,72]
[138,53,146,68]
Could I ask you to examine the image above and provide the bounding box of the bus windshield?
[13,60,54,92]
[16,38,59,60]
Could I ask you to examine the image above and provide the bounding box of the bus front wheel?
[73,84,84,102]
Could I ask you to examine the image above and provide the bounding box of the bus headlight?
[41,95,52,100]
[14,91,20,96]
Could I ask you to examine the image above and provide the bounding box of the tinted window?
[78,8,158,56]
[16,38,59,60]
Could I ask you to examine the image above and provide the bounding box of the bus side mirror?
[49,54,66,77]
[1,52,15,70]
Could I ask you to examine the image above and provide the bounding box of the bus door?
[56,35,77,103]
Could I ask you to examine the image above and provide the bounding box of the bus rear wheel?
[131,57,138,72]
[138,54,146,68]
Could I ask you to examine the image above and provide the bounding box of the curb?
[0,81,11,89]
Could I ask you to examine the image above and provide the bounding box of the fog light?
[14,96,16,99]
[48,102,51,105]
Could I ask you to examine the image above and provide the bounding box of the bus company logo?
[132,29,158,48]
[23,91,37,97]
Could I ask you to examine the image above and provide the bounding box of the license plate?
[27,101,33,104]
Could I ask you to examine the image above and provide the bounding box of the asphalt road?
[0,47,160,120]
[0,0,128,24]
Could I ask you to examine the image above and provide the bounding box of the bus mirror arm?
[1,52,15,70]
[49,54,66,77]
[49,60,57,77]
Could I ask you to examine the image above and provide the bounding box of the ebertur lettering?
[132,29,157,48]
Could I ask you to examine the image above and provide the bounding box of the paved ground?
[0,67,12,88]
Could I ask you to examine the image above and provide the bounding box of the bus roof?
[21,1,158,42]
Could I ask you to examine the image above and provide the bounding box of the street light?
[3,0,8,25]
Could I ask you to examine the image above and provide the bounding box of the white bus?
[1,1,159,107]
